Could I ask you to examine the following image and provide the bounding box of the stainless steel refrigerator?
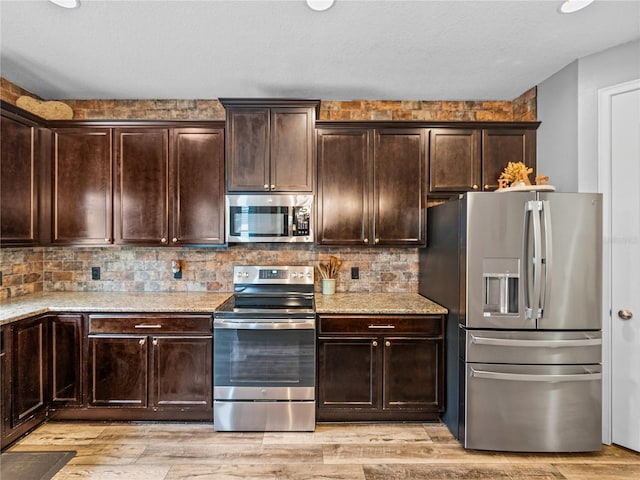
[419,191,602,452]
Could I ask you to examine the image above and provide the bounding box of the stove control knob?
[244,272,249,278]
[307,272,312,278]
[291,272,298,278]
[236,271,242,277]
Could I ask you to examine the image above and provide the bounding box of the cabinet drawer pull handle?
[385,341,391,347]
[139,338,145,346]
[134,324,163,329]
[372,340,378,347]
[368,324,396,329]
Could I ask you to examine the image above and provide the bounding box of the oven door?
[213,318,316,401]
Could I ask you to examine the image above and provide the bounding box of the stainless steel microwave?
[226,194,314,243]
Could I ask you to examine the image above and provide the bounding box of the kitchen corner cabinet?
[0,105,40,246]
[50,314,83,406]
[317,126,426,246]
[428,125,538,194]
[50,128,113,245]
[86,314,212,420]
[317,314,444,421]
[222,99,319,192]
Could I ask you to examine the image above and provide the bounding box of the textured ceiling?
[1,0,639,101]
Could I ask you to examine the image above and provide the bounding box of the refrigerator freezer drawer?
[465,363,602,452]
[464,330,601,364]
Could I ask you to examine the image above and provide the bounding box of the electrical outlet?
[91,267,101,280]
[351,267,359,279]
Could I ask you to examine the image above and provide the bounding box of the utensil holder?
[321,278,336,295]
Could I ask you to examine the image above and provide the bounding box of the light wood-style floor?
[5,421,640,479]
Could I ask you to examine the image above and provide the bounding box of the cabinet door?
[12,317,48,425]
[51,314,82,405]
[482,129,537,191]
[151,336,212,409]
[317,337,379,411]
[88,335,148,407]
[226,108,270,191]
[0,114,37,246]
[383,337,443,411]
[52,128,112,244]
[374,129,426,246]
[114,129,169,245]
[429,128,481,193]
[270,108,314,192]
[317,128,371,245]
[170,128,225,245]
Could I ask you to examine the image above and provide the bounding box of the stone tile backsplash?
[1,245,420,301]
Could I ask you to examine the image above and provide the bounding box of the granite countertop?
[0,292,232,326]
[314,293,447,315]
[1,291,446,326]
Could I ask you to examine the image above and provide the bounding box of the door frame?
[597,78,640,445]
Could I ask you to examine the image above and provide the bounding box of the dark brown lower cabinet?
[317,314,444,421]
[0,316,49,449]
[79,314,212,421]
[88,335,148,408]
[51,314,83,405]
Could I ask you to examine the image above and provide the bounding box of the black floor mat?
[0,451,76,480]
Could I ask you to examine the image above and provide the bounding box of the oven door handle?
[213,319,316,330]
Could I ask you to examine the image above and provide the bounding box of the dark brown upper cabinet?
[114,128,169,245]
[170,127,225,246]
[481,128,537,191]
[317,126,426,247]
[429,128,481,193]
[221,99,319,192]
[429,124,538,194]
[0,105,39,246]
[50,128,113,245]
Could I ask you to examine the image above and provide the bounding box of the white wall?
[537,39,640,192]
[537,61,579,192]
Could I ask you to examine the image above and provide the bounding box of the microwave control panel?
[292,206,311,236]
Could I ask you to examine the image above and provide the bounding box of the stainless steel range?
[213,265,316,431]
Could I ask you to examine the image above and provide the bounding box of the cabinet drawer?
[88,314,212,334]
[318,315,443,336]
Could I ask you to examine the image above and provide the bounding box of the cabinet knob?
[172,237,178,243]
[374,238,380,245]
[372,340,378,347]
[139,338,145,346]
[263,184,269,190]
[484,184,491,190]
[270,184,275,190]
[104,238,110,242]
[153,339,158,346]
[385,341,391,347]
[472,184,479,190]
[161,237,167,244]
[363,238,369,244]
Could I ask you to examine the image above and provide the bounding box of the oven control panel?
[233,265,314,284]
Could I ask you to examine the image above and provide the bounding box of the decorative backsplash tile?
[1,245,420,301]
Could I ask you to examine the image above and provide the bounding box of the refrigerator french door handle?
[525,201,543,319]
[470,335,602,348]
[523,204,533,318]
[470,368,602,383]
[539,200,553,318]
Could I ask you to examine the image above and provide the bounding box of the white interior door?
[606,82,640,452]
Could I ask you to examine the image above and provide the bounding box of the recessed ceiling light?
[306,0,335,12]
[49,0,80,8]
[559,0,595,14]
